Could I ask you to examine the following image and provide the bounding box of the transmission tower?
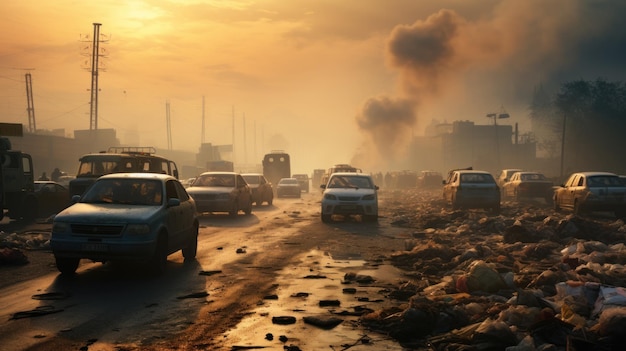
[24,72,36,133]
[81,23,109,130]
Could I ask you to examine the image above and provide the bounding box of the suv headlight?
[52,222,69,233]
[126,224,150,235]
[362,194,376,201]
[324,194,337,200]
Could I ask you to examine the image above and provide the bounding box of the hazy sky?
[1,0,625,173]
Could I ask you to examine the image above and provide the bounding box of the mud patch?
[220,249,405,350]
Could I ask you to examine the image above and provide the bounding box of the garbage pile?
[364,189,626,350]
[0,231,50,265]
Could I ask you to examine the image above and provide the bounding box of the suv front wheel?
[55,256,80,275]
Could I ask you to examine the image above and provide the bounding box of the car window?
[577,176,584,187]
[236,175,247,188]
[460,173,494,183]
[196,174,235,187]
[243,175,259,185]
[172,180,190,201]
[587,176,622,187]
[166,180,178,200]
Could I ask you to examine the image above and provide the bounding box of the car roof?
[455,170,492,175]
[515,171,543,175]
[98,172,176,181]
[241,173,262,176]
[330,172,371,177]
[199,171,237,176]
[573,171,618,177]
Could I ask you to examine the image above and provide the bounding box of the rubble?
[361,189,626,349]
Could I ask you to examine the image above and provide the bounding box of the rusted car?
[501,171,553,203]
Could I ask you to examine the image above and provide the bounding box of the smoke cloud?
[355,0,626,171]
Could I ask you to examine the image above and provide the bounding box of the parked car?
[320,172,379,222]
[186,172,253,216]
[497,168,523,188]
[34,180,71,217]
[50,173,199,275]
[293,174,310,193]
[276,178,301,198]
[443,169,500,213]
[242,173,274,206]
[553,172,626,218]
[501,171,553,202]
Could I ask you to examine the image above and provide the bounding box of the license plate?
[82,243,108,252]
[340,205,357,210]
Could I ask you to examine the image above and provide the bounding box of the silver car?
[443,170,500,213]
[186,172,253,216]
[554,172,626,218]
[50,173,199,275]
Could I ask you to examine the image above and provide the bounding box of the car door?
[443,172,457,202]
[258,176,268,199]
[173,180,195,238]
[165,180,183,250]
[561,174,580,209]
[235,174,251,208]
[505,173,519,198]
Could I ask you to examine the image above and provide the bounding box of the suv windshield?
[81,179,163,205]
[328,176,373,189]
[193,174,235,187]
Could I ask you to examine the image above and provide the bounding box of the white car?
[320,172,379,222]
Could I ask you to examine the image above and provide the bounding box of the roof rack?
[107,146,157,155]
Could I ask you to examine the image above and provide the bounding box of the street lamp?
[486,107,510,170]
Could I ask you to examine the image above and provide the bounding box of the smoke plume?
[355,0,626,171]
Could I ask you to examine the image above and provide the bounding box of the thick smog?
[2,1,626,350]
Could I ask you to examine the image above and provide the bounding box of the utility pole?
[166,100,172,150]
[231,106,235,164]
[81,23,109,130]
[560,113,566,180]
[243,113,247,165]
[201,96,206,144]
[24,72,36,133]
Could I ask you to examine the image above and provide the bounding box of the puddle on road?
[220,249,407,350]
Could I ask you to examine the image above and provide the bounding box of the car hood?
[187,186,236,194]
[55,203,161,223]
